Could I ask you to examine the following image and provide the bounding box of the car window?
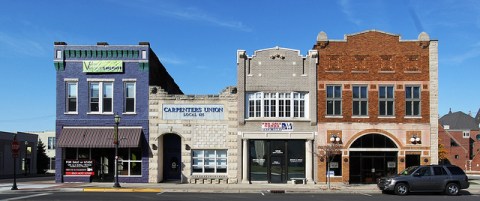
[416,167,432,176]
[446,166,465,175]
[433,167,448,175]
[399,166,418,175]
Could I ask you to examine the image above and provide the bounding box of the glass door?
[269,140,286,183]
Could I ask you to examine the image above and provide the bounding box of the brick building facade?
[237,47,318,184]
[313,30,438,184]
[54,42,181,183]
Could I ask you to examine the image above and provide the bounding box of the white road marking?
[156,192,164,195]
[261,192,265,196]
[360,193,372,197]
[1,193,51,201]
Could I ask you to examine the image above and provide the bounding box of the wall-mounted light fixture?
[330,135,341,143]
[151,144,157,150]
[410,135,421,144]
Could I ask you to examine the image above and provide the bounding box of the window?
[89,82,113,113]
[49,157,55,170]
[433,167,448,176]
[405,86,420,116]
[327,154,342,176]
[379,85,394,116]
[326,85,342,116]
[416,167,432,176]
[352,85,368,116]
[118,148,142,176]
[447,166,466,175]
[56,50,62,59]
[246,92,308,118]
[463,131,470,138]
[192,150,227,174]
[47,137,56,150]
[66,82,77,113]
[451,139,459,147]
[455,155,460,159]
[124,82,136,113]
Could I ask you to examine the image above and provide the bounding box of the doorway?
[406,154,420,168]
[92,148,114,182]
[163,134,181,181]
[249,140,305,183]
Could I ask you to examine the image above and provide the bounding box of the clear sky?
[0,0,479,132]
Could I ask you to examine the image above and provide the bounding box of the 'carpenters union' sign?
[162,104,224,120]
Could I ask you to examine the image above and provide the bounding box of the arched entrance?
[349,134,398,184]
[163,133,181,181]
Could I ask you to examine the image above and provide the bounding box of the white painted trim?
[64,78,78,82]
[122,78,137,82]
[348,148,399,152]
[86,78,114,82]
[63,126,143,129]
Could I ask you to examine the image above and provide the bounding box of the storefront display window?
[192,149,227,174]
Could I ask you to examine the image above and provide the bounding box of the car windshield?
[399,166,419,175]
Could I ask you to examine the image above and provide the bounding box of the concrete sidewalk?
[1,179,479,194]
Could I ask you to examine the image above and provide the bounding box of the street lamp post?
[24,141,28,176]
[113,114,121,188]
[11,135,19,190]
[327,135,341,190]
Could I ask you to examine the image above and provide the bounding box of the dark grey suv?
[377,165,469,196]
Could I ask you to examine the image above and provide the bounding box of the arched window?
[476,134,480,141]
[350,134,397,148]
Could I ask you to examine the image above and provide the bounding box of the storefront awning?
[57,128,142,148]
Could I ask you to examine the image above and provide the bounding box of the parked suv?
[377,165,469,196]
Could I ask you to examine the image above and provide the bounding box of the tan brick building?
[313,30,438,184]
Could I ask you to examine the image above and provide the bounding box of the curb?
[83,188,162,193]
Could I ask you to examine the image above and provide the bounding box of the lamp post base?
[113,183,121,188]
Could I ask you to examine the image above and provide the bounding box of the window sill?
[325,116,343,118]
[87,112,114,115]
[119,175,142,177]
[352,116,369,119]
[245,118,310,121]
[122,112,137,115]
[64,112,78,115]
[378,116,396,119]
[404,116,422,119]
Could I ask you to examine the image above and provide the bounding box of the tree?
[37,139,49,174]
[438,137,449,164]
[318,142,342,189]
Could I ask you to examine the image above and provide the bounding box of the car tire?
[382,190,392,194]
[445,183,460,196]
[394,183,409,196]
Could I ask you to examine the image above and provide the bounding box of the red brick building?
[313,30,438,184]
[439,110,480,172]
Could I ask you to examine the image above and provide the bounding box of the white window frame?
[379,85,395,116]
[352,85,368,116]
[88,80,114,114]
[65,81,78,114]
[405,85,421,116]
[123,81,136,114]
[118,148,142,176]
[463,131,470,138]
[246,92,309,119]
[192,149,227,174]
[47,137,56,150]
[326,85,342,116]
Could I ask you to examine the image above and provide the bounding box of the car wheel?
[382,190,391,194]
[445,183,460,196]
[394,183,409,196]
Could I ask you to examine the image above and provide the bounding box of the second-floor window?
[326,85,342,116]
[124,82,136,113]
[379,85,394,116]
[352,85,368,116]
[89,82,113,113]
[48,137,56,150]
[405,86,420,116]
[66,82,77,113]
[246,92,308,118]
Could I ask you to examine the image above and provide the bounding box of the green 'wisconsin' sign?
[83,60,123,73]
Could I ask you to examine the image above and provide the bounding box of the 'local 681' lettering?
[162,104,224,120]
[261,122,294,132]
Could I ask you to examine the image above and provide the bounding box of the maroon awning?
[57,128,142,148]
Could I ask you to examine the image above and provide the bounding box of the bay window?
[246,92,308,118]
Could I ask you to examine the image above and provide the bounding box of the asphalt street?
[0,192,479,201]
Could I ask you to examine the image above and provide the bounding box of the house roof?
[440,111,479,130]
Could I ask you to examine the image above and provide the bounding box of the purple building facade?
[54,42,181,183]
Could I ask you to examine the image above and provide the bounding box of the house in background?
[439,110,480,171]
[30,131,56,173]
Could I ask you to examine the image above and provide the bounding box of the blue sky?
[0,0,479,132]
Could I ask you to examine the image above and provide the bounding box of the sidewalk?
[1,179,479,194]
